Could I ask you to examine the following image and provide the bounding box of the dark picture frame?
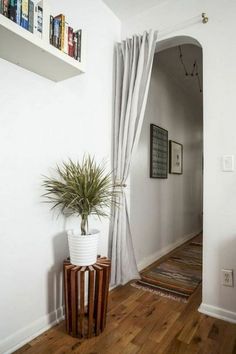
[150,124,168,179]
[169,140,183,174]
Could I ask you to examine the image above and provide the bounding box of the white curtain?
[109,30,158,286]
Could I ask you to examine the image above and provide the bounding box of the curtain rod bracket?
[202,13,209,24]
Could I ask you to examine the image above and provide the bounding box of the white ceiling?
[156,44,203,106]
[102,0,166,20]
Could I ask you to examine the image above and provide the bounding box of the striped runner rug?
[132,234,202,302]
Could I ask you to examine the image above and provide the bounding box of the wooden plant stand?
[63,257,111,338]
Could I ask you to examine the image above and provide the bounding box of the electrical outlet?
[221,269,234,287]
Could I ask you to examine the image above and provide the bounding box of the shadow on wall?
[47,231,69,320]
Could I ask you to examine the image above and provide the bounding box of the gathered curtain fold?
[109,30,158,286]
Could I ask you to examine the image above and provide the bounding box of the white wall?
[130,53,203,271]
[123,0,236,323]
[0,1,120,352]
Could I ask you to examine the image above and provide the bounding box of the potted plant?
[42,155,117,266]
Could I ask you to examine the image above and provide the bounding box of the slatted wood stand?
[63,257,111,338]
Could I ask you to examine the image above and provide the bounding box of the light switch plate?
[222,155,234,172]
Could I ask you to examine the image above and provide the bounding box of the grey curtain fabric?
[109,30,158,286]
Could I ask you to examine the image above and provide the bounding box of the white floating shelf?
[0,13,85,82]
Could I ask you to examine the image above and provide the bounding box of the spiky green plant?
[42,155,117,235]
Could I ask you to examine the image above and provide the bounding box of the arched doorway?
[130,35,204,302]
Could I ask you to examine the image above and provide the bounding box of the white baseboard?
[0,306,65,354]
[137,230,201,272]
[198,303,236,324]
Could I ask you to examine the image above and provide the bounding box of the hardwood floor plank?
[163,337,191,354]
[178,312,204,344]
[213,321,236,354]
[102,326,141,354]
[155,319,184,354]
[149,308,181,343]
[184,315,215,353]
[137,339,159,354]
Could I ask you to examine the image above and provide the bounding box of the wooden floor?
[14,282,236,354]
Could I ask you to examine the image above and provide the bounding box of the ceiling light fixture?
[178,46,202,93]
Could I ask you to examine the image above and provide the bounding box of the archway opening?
[130,35,203,303]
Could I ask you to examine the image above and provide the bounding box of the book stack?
[50,14,82,62]
[0,0,43,37]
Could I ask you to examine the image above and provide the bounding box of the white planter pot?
[67,229,100,266]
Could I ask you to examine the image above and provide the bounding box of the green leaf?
[42,154,120,235]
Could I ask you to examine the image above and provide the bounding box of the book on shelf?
[16,0,21,25]
[37,5,43,35]
[78,30,82,62]
[28,0,34,33]
[1,0,42,38]
[1,0,22,25]
[49,14,53,44]
[74,29,82,61]
[3,0,9,17]
[33,4,43,38]
[0,2,83,62]
[49,13,82,62]
[52,16,60,48]
[73,30,77,59]
[63,22,68,54]
[68,26,73,57]
[54,14,65,50]
[21,0,29,29]
[9,0,16,22]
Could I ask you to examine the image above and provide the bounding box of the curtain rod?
[158,13,209,39]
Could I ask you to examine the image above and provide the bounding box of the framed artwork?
[169,140,183,174]
[150,124,168,178]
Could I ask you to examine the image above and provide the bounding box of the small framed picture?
[169,140,183,174]
[150,124,168,179]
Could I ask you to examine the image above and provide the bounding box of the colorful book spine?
[28,0,34,32]
[68,26,74,57]
[33,5,38,35]
[21,0,29,29]
[78,30,82,62]
[74,29,82,61]
[53,17,60,48]
[60,15,65,50]
[54,14,65,50]
[33,5,42,37]
[9,0,15,21]
[63,22,68,54]
[49,15,53,44]
[16,0,21,24]
[73,31,77,59]
[3,0,9,17]
[37,5,43,36]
